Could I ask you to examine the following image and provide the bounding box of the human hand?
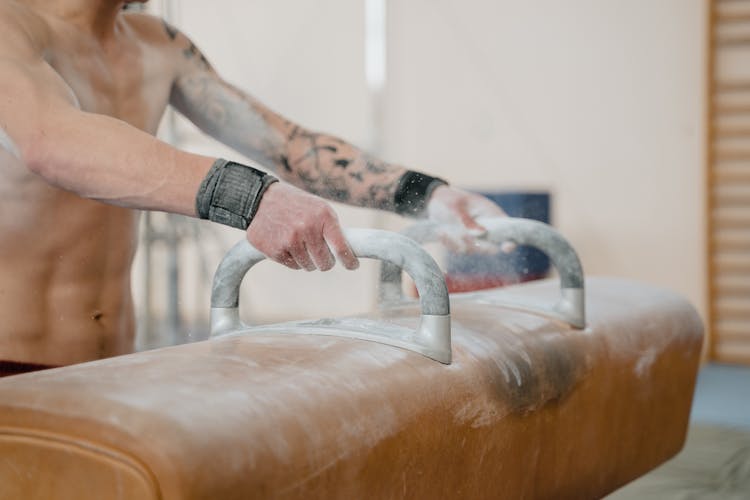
[246,183,359,271]
[425,185,510,253]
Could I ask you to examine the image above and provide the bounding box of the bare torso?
[0,5,177,364]
[0,0,472,367]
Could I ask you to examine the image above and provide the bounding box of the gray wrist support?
[196,159,279,230]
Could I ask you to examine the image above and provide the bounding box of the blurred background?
[127,1,747,496]
[135,0,706,346]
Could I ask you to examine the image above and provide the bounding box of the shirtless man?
[0,0,504,374]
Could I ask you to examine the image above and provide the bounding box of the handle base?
[211,308,243,337]
[210,310,452,364]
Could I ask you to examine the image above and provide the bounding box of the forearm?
[167,28,445,215]
[172,74,414,211]
[224,113,435,214]
[277,128,408,211]
[22,109,214,216]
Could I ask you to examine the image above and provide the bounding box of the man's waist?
[0,360,58,378]
[0,302,136,366]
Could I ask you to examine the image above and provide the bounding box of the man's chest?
[47,35,173,135]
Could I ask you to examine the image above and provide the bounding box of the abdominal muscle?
[0,151,139,365]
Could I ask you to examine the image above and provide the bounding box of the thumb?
[457,206,487,237]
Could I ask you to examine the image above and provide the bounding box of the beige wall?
[382,0,706,321]
[137,0,707,336]
[140,0,382,329]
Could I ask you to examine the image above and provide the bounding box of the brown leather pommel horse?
[0,220,703,499]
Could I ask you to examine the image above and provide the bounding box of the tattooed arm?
[164,22,405,211]
[164,22,506,252]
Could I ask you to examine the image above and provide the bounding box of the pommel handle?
[379,217,586,328]
[210,228,453,363]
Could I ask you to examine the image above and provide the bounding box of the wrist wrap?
[393,170,448,216]
[196,159,279,229]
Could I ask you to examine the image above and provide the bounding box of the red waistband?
[0,360,58,378]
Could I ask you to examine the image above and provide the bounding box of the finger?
[461,232,477,253]
[289,241,316,272]
[305,235,336,271]
[437,229,469,254]
[437,223,474,253]
[456,233,497,255]
[246,232,302,270]
[467,198,507,231]
[277,251,302,270]
[463,236,493,255]
[458,209,489,238]
[323,222,359,270]
[474,239,501,255]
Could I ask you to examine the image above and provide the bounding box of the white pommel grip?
[210,228,453,364]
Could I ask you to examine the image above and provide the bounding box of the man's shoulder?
[0,1,44,26]
[0,1,48,58]
[121,11,179,47]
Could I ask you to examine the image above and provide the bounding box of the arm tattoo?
[162,19,212,71]
[280,128,404,210]
[162,20,178,40]
[183,42,211,71]
[167,26,406,211]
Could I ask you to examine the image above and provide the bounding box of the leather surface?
[0,430,158,500]
[0,278,704,499]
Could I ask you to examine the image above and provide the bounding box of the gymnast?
[0,0,504,374]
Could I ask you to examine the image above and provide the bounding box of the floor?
[607,363,750,499]
[690,363,750,431]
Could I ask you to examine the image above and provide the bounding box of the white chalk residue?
[57,337,419,472]
[0,127,20,159]
[634,347,658,378]
[242,317,417,345]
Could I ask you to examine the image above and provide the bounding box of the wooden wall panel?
[708,0,750,364]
